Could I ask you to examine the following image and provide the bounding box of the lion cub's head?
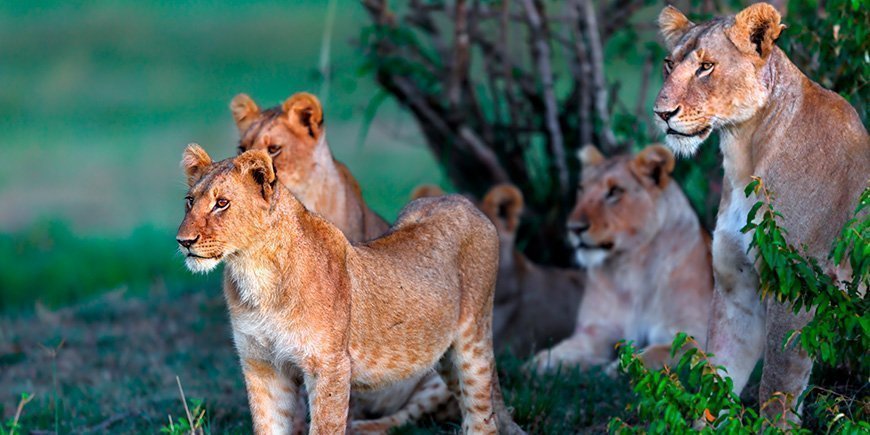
[653,3,785,156]
[567,145,675,267]
[230,92,325,187]
[176,144,277,273]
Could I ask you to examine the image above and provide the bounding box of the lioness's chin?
[663,133,707,158]
[185,256,222,274]
[574,249,609,268]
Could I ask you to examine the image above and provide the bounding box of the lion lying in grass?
[176,145,520,434]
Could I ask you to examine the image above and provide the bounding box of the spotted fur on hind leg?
[452,321,498,435]
[350,372,452,434]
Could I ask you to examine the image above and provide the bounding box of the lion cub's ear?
[181,143,213,186]
[282,92,324,143]
[230,93,261,133]
[482,184,524,235]
[658,6,694,50]
[727,3,785,59]
[236,149,277,201]
[630,145,676,189]
[578,144,605,168]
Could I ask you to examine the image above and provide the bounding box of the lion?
[654,3,869,425]
[230,92,388,242]
[413,184,585,357]
[176,145,522,434]
[233,93,454,432]
[531,145,713,374]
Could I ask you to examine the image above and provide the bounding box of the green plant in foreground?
[611,179,869,433]
[160,377,208,435]
[1,393,34,435]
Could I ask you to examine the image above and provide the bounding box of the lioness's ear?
[578,145,605,168]
[282,92,324,142]
[181,143,213,186]
[236,150,277,200]
[658,6,694,50]
[230,93,260,133]
[727,3,785,59]
[631,145,676,189]
[482,184,524,234]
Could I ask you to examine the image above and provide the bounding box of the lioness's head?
[653,3,785,156]
[567,145,675,267]
[230,92,325,186]
[176,144,277,273]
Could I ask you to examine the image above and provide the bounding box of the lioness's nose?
[177,235,200,248]
[655,106,680,122]
[567,220,590,237]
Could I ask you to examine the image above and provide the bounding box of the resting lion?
[231,92,388,242]
[414,184,585,356]
[176,145,520,434]
[654,3,869,425]
[531,145,713,373]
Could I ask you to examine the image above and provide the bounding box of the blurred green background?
[0,0,448,310]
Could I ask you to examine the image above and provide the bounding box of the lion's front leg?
[705,232,766,396]
[530,323,620,373]
[242,359,304,435]
[305,355,352,435]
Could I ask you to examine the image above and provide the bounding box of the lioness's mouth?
[187,253,222,260]
[666,126,711,137]
[578,241,614,250]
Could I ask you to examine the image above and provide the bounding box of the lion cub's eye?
[267,145,281,156]
[236,145,245,155]
[214,198,230,211]
[606,186,624,202]
[185,196,194,210]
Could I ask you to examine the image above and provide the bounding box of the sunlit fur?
[175,146,523,434]
[531,145,713,375]
[655,3,870,427]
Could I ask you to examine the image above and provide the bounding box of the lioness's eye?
[663,59,674,73]
[185,196,194,210]
[698,62,715,75]
[267,145,281,156]
[214,198,230,210]
[606,186,624,202]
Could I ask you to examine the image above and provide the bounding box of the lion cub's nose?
[177,235,200,248]
[655,106,680,122]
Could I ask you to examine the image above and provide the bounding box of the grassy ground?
[0,285,635,434]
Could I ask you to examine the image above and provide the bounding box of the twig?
[521,0,569,194]
[175,376,195,435]
[448,0,469,108]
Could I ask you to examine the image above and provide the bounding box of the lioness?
[231,92,388,242]
[654,3,869,424]
[532,145,713,372]
[412,184,585,357]
[176,145,520,434]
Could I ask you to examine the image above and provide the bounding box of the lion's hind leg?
[451,320,499,434]
[350,372,452,435]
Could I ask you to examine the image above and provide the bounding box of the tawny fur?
[176,146,522,434]
[231,92,388,242]
[233,93,456,432]
[653,3,869,425]
[531,145,713,373]
[413,184,586,357]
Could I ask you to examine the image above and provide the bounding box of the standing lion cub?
[176,145,520,434]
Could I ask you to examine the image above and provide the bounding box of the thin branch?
[448,0,470,107]
[521,0,569,194]
[576,0,617,151]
